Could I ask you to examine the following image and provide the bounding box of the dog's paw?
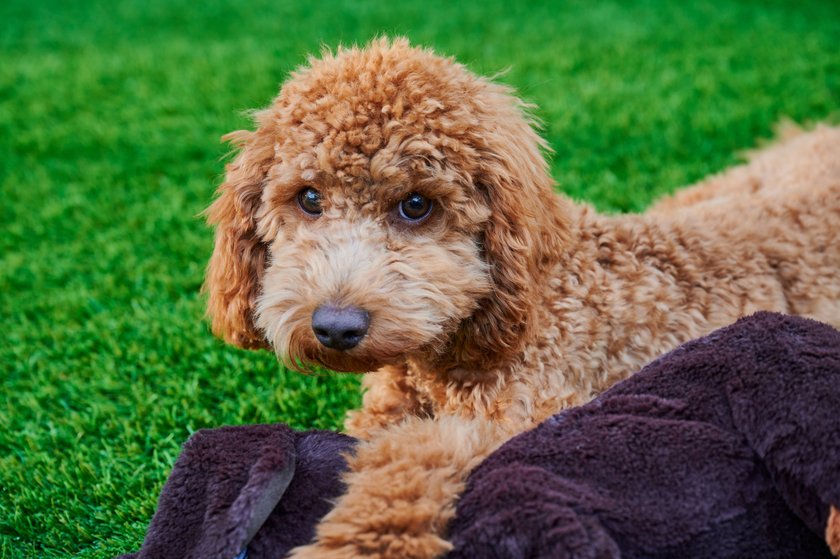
[286,416,506,559]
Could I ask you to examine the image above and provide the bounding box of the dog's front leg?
[343,365,432,439]
[286,415,509,559]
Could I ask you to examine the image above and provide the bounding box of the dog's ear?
[450,93,572,370]
[204,126,276,349]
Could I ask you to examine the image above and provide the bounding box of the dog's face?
[205,39,569,373]
[254,116,495,372]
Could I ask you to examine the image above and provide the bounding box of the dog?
[204,38,840,557]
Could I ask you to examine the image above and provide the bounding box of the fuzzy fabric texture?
[446,312,840,558]
[117,425,354,559]
[119,313,840,558]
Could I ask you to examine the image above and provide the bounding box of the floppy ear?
[448,90,572,370]
[204,125,276,349]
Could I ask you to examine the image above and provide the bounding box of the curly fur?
[205,38,840,557]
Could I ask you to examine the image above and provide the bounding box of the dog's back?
[652,125,840,328]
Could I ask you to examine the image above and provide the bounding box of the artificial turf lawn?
[1,0,838,556]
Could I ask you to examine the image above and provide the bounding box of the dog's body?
[346,124,840,439]
[205,39,840,557]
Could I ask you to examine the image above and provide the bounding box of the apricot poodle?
[204,38,840,557]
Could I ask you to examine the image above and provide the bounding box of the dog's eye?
[297,187,323,216]
[398,193,432,221]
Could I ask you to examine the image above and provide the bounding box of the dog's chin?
[280,333,450,374]
[277,335,406,373]
[306,350,387,374]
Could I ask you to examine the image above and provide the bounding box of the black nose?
[311,305,370,350]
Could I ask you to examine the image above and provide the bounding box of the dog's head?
[205,38,571,373]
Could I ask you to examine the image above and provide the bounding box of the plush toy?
[118,313,840,559]
[117,427,354,559]
[446,312,840,558]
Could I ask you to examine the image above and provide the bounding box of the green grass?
[1,0,838,556]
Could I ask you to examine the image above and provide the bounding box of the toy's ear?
[204,126,276,349]
[448,87,572,370]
